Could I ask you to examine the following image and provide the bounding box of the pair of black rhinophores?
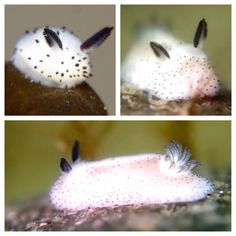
[43,26,113,51]
[43,18,206,58]
[60,140,80,173]
[150,18,207,59]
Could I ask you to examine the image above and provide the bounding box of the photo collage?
[2,1,232,232]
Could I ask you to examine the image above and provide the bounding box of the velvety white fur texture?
[122,22,220,100]
[49,141,214,211]
[12,26,100,88]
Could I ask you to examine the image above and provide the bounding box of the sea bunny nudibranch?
[11,26,113,88]
[49,140,214,211]
[122,19,220,101]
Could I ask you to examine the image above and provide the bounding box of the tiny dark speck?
[64,100,70,107]
[46,54,50,57]
[61,61,64,64]
[35,39,39,43]
[61,73,64,76]
[75,63,79,67]
[34,66,37,69]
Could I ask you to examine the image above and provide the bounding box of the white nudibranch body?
[121,19,220,100]
[49,140,214,211]
[11,26,113,88]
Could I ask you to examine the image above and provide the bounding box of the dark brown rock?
[5,62,107,115]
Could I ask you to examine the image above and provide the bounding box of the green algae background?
[121,5,231,89]
[5,121,231,204]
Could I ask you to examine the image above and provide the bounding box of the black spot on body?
[35,39,39,43]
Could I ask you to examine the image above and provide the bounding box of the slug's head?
[149,19,219,98]
[159,141,199,177]
[60,140,80,173]
[11,26,113,88]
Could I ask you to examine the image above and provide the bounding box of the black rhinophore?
[72,140,80,162]
[43,27,63,50]
[80,27,113,51]
[193,18,207,48]
[60,158,72,173]
[150,41,170,59]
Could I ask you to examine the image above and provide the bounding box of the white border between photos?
[1,0,234,234]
